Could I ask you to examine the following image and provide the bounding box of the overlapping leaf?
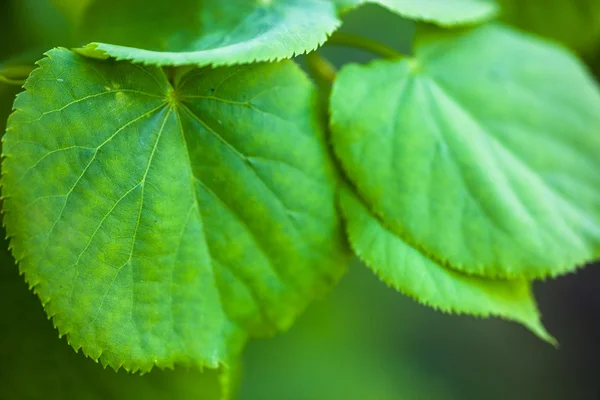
[74,0,342,67]
[2,49,348,372]
[330,24,600,317]
[339,186,553,342]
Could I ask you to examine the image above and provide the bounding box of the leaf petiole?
[0,75,25,86]
[305,51,338,88]
[0,64,35,86]
[326,32,404,59]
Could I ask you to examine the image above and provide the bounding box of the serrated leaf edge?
[73,20,341,68]
[338,184,557,345]
[0,49,242,374]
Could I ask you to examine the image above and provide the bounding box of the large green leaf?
[0,240,228,399]
[498,0,600,55]
[338,185,553,342]
[330,24,600,280]
[74,0,341,67]
[333,0,498,25]
[2,49,348,372]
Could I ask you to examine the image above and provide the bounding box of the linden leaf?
[2,49,348,372]
[0,242,231,399]
[73,0,341,67]
[498,0,600,55]
[333,0,498,25]
[330,24,600,280]
[338,186,554,342]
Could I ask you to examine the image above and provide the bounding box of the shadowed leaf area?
[498,0,600,55]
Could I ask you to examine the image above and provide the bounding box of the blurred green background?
[1,2,600,399]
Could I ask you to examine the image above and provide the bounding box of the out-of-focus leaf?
[75,0,342,67]
[49,0,94,24]
[333,0,498,25]
[498,0,600,55]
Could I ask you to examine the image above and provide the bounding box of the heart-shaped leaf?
[2,49,348,372]
[331,24,600,280]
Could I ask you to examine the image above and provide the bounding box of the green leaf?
[74,0,341,67]
[498,0,600,55]
[333,0,498,25]
[0,243,230,399]
[2,49,348,372]
[339,185,554,342]
[330,24,600,280]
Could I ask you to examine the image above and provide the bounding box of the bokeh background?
[1,2,600,399]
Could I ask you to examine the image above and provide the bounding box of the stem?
[0,75,25,86]
[304,52,337,118]
[305,52,338,88]
[327,32,404,60]
[0,64,35,86]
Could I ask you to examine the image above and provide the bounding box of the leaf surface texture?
[2,49,348,372]
[331,24,600,280]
